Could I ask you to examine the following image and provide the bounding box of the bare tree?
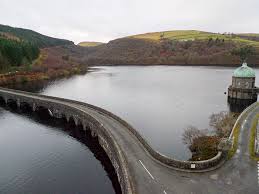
[210,111,227,130]
[209,111,237,137]
[182,126,205,145]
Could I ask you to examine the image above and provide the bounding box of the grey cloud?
[0,0,258,43]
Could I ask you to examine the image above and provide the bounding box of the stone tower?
[228,62,257,111]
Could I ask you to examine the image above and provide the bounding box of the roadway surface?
[0,88,259,194]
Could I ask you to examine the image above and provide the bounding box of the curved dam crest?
[0,87,228,194]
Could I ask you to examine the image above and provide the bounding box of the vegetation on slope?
[0,24,88,85]
[231,45,256,62]
[183,111,239,161]
[130,30,218,40]
[0,45,88,85]
[130,30,259,48]
[0,24,73,48]
[0,24,76,73]
[0,38,39,71]
[78,41,104,47]
[83,30,259,66]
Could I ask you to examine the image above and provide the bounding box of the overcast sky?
[1,0,258,43]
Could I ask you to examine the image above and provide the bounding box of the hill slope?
[130,30,259,48]
[0,24,73,48]
[82,30,259,66]
[0,24,78,71]
[78,41,104,47]
[0,24,87,85]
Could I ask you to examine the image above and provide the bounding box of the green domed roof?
[233,63,255,78]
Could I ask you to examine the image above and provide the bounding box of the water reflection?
[6,66,259,160]
[0,103,121,194]
[6,78,65,93]
[4,65,259,193]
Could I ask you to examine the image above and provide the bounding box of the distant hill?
[0,24,88,85]
[0,24,73,48]
[2,26,259,68]
[130,30,259,48]
[78,41,104,47]
[0,24,76,72]
[82,30,259,66]
[130,30,215,40]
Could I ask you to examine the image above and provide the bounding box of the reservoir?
[1,65,259,193]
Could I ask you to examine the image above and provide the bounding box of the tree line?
[0,24,73,48]
[0,38,39,71]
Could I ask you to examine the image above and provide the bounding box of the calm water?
[0,107,120,194]
[38,66,239,159]
[2,65,259,193]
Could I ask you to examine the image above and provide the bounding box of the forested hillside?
[0,24,73,48]
[0,38,39,71]
[0,24,75,72]
[0,24,87,86]
[82,30,259,66]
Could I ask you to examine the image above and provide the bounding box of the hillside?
[0,24,76,72]
[78,41,104,47]
[0,24,88,85]
[130,30,259,48]
[82,30,259,66]
[0,38,39,71]
[0,24,73,48]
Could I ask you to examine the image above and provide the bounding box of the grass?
[228,123,241,159]
[237,33,259,37]
[130,30,216,40]
[33,53,47,66]
[228,110,259,160]
[249,114,259,161]
[78,41,104,47]
[130,30,259,48]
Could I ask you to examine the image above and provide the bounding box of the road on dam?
[0,88,258,194]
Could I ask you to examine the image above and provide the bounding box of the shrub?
[231,45,256,62]
[62,55,69,61]
[190,136,220,161]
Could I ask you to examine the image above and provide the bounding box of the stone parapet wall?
[0,87,227,172]
[91,106,225,171]
[0,88,135,194]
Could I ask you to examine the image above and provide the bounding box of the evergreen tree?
[0,38,39,67]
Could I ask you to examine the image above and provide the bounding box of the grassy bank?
[130,30,259,48]
[227,104,259,160]
[249,114,259,161]
[228,122,241,159]
[78,41,104,47]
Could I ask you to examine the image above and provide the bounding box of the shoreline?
[90,63,259,68]
[0,65,88,87]
[2,62,258,87]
